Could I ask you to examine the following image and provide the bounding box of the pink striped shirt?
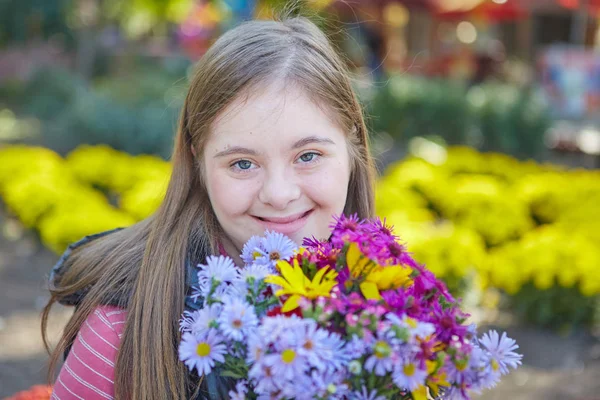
[51,305,127,400]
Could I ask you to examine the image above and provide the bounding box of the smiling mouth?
[254,209,314,224]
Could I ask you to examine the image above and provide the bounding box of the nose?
[258,167,301,210]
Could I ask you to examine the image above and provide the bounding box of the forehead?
[207,83,345,148]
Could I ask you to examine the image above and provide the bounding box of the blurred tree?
[103,0,194,38]
[0,0,74,46]
[64,0,202,78]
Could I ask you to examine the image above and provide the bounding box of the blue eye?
[299,152,319,163]
[234,160,253,170]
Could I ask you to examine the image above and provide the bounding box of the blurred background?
[0,0,599,399]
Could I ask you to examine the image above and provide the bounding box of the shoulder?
[85,305,128,339]
[51,306,127,400]
[50,228,125,279]
[74,305,128,363]
[49,228,125,305]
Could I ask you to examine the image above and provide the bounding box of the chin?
[295,224,328,244]
[286,231,306,246]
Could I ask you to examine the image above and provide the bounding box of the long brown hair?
[42,13,376,399]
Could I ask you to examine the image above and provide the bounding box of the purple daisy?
[241,235,266,265]
[391,357,428,391]
[364,332,398,376]
[232,263,274,298]
[349,386,386,400]
[195,255,238,300]
[178,329,226,376]
[217,296,258,341]
[478,330,523,375]
[262,346,309,382]
[256,230,297,266]
[179,303,222,336]
[297,320,348,373]
[228,380,248,400]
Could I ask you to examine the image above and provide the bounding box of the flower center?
[252,251,262,260]
[303,340,314,350]
[270,251,281,261]
[343,221,358,231]
[232,319,242,328]
[403,363,416,376]
[282,349,296,364]
[196,342,211,357]
[491,359,499,372]
[456,359,468,371]
[254,347,262,359]
[374,341,391,359]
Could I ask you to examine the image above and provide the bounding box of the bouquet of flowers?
[179,215,522,399]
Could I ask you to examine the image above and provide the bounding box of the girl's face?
[203,83,351,259]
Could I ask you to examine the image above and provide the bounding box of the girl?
[43,13,376,400]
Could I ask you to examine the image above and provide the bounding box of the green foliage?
[368,76,472,146]
[22,67,85,119]
[364,75,552,159]
[508,283,600,331]
[0,0,74,45]
[9,64,189,158]
[470,83,551,158]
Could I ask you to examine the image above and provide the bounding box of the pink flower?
[346,313,360,327]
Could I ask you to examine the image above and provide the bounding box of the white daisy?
[179,303,222,336]
[217,296,258,341]
[178,329,226,376]
[196,255,238,299]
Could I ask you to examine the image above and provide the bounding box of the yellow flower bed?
[1,144,599,308]
[377,146,600,300]
[66,145,171,220]
[482,227,600,296]
[0,146,136,252]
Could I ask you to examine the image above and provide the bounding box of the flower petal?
[411,385,428,400]
[347,243,371,278]
[360,281,381,300]
[281,294,302,312]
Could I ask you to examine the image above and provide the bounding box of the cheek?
[206,172,257,218]
[302,160,350,210]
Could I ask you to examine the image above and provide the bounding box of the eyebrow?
[291,135,336,149]
[213,135,335,158]
[214,146,259,158]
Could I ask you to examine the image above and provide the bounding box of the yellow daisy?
[346,243,412,300]
[265,258,338,312]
